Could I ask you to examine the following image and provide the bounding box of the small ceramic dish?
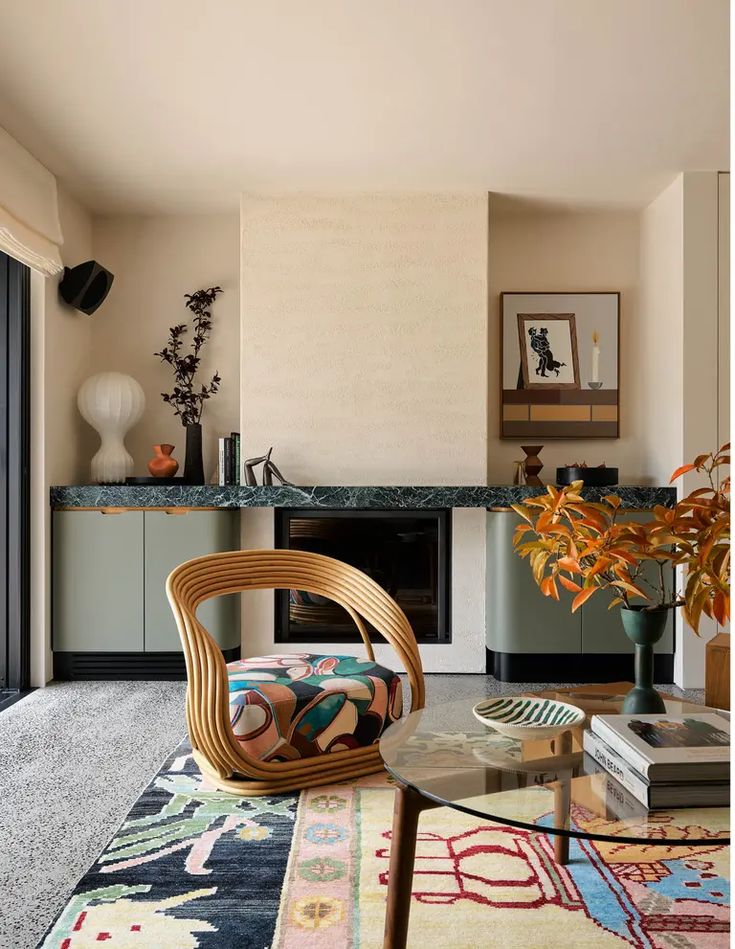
[472,696,585,741]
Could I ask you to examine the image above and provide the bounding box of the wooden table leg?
[552,729,572,865]
[383,784,435,949]
[553,779,571,864]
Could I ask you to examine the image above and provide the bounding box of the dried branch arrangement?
[155,286,223,425]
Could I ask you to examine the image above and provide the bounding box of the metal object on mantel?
[243,447,294,486]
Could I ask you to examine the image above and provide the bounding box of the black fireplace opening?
[274,509,451,645]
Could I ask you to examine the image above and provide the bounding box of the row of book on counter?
[218,433,241,486]
[584,711,730,809]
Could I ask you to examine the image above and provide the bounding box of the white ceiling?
[0,0,728,214]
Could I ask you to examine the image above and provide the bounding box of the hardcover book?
[590,713,730,783]
[231,432,240,486]
[218,437,225,486]
[583,730,730,808]
[223,436,234,485]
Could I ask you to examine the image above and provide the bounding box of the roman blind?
[0,126,63,276]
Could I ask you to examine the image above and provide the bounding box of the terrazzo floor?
[0,675,703,949]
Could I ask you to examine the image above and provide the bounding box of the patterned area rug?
[41,741,730,948]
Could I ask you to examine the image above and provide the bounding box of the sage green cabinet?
[144,511,240,651]
[486,511,581,654]
[53,511,144,652]
[486,511,675,657]
[53,509,240,655]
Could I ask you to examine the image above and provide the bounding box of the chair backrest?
[166,547,425,713]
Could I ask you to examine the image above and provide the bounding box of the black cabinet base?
[53,647,241,681]
[487,648,674,684]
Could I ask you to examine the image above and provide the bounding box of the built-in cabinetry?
[53,509,241,679]
[486,512,674,682]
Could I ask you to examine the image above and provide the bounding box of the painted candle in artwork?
[501,292,619,439]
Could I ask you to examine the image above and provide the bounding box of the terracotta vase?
[148,444,179,478]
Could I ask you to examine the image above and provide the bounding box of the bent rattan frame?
[167,548,425,795]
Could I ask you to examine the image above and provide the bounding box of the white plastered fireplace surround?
[240,508,487,674]
[239,193,489,672]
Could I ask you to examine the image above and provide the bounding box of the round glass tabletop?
[379,690,731,847]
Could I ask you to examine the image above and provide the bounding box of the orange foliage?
[511,444,730,634]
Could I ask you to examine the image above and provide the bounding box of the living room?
[0,2,730,947]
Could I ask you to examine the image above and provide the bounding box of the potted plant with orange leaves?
[512,444,730,713]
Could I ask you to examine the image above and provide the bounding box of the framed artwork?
[501,292,620,439]
[517,313,580,389]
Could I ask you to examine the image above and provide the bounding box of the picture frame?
[500,291,620,440]
[516,313,580,389]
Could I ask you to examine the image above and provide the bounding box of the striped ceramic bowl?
[472,696,585,740]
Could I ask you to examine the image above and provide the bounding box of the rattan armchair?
[166,548,425,795]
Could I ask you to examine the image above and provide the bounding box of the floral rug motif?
[41,741,730,948]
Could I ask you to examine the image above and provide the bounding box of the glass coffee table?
[378,684,730,949]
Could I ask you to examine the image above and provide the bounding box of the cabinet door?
[144,511,241,652]
[486,512,582,654]
[580,512,675,654]
[53,511,144,651]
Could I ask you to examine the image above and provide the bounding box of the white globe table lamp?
[77,372,145,484]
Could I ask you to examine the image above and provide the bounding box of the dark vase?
[620,607,669,713]
[183,423,205,485]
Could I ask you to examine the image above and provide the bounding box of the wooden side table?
[706,633,730,709]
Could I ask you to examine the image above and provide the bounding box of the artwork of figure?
[527,326,567,378]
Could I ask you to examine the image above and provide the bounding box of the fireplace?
[274,509,451,644]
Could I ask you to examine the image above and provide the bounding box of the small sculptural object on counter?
[520,445,544,486]
[148,444,179,478]
[243,447,294,486]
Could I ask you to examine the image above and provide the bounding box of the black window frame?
[0,251,31,699]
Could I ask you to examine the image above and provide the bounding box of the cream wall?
[678,172,723,687]
[637,172,727,688]
[240,506,488,673]
[717,173,730,450]
[635,176,685,484]
[239,193,489,671]
[487,199,642,483]
[240,193,488,485]
[31,186,94,686]
[91,214,240,479]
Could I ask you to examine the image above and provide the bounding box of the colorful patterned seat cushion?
[226,653,403,762]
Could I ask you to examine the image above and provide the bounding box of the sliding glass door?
[0,251,30,700]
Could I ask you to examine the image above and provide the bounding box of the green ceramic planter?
[620,607,669,713]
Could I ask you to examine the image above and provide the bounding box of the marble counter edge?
[50,484,677,510]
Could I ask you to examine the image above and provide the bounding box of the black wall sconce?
[58,260,114,315]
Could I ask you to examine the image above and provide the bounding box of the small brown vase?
[148,444,179,478]
[521,445,544,485]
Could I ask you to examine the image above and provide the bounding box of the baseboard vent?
[53,647,241,681]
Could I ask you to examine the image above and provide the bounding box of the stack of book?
[218,432,241,485]
[584,712,730,809]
